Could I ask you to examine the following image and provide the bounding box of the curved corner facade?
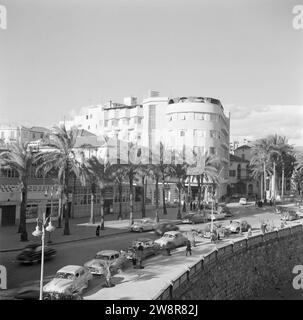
[142,96,230,199]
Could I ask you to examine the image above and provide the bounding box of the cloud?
[225,105,303,146]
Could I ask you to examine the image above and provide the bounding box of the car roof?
[96,250,119,256]
[163,231,180,236]
[57,265,83,274]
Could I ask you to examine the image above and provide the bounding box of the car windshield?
[95,254,110,260]
[55,272,75,280]
[163,234,174,239]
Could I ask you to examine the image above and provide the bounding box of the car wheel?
[236,228,240,233]
[139,228,143,233]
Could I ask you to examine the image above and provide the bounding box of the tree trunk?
[19,181,28,242]
[57,191,63,228]
[273,161,276,203]
[260,176,263,200]
[197,175,201,213]
[281,162,285,198]
[129,176,134,226]
[89,193,95,224]
[141,176,146,218]
[177,186,182,220]
[263,162,267,202]
[117,182,123,220]
[155,176,159,223]
[162,174,167,215]
[100,189,104,230]
[63,172,70,235]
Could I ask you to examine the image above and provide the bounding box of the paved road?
[0,203,298,294]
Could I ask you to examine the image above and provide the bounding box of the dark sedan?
[154,222,179,236]
[16,243,56,264]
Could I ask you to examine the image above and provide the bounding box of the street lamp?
[32,212,55,300]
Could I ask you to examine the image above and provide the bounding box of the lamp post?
[48,187,54,244]
[32,212,55,300]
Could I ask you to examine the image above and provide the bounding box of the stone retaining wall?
[155,224,303,300]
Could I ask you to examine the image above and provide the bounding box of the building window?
[40,133,43,139]
[210,130,217,138]
[180,130,185,137]
[179,113,186,120]
[104,120,108,127]
[209,147,215,155]
[229,170,236,177]
[237,164,241,180]
[195,113,205,120]
[169,116,172,122]
[90,114,92,119]
[32,133,35,139]
[86,115,89,120]
[88,125,90,130]
[137,118,142,124]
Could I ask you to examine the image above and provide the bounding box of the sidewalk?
[0,209,181,253]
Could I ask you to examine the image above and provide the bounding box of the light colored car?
[130,218,155,232]
[206,211,226,221]
[84,250,128,275]
[239,198,247,205]
[154,231,188,248]
[125,238,158,260]
[225,220,251,233]
[280,210,300,221]
[43,265,92,295]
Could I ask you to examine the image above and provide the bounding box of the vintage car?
[206,211,226,221]
[217,205,233,217]
[182,213,206,224]
[43,265,92,295]
[154,231,188,248]
[130,218,155,232]
[125,238,158,260]
[239,198,247,205]
[84,250,128,275]
[154,222,179,236]
[280,209,300,221]
[225,220,251,233]
[16,243,56,264]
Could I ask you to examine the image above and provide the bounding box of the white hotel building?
[61,91,230,213]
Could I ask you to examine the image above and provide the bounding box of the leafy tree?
[0,140,36,241]
[35,125,82,235]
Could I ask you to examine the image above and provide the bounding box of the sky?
[0,0,302,145]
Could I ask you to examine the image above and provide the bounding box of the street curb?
[0,229,130,253]
[0,219,183,254]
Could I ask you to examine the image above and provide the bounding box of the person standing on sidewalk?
[96,225,100,237]
[185,239,192,256]
[136,243,144,268]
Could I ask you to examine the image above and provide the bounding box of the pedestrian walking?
[131,249,137,268]
[186,239,192,256]
[137,243,144,268]
[96,225,100,237]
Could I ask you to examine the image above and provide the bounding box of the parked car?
[125,238,158,260]
[239,198,247,205]
[206,211,226,221]
[154,222,179,236]
[218,205,233,217]
[225,220,251,233]
[16,243,56,264]
[182,213,205,224]
[43,265,92,295]
[130,218,155,232]
[154,231,188,248]
[280,209,300,221]
[84,250,128,275]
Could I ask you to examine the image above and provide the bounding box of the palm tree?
[250,138,273,202]
[0,140,36,241]
[147,163,161,222]
[170,162,188,219]
[83,156,107,229]
[35,125,82,235]
[105,163,125,220]
[268,134,293,199]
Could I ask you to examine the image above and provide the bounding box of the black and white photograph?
[0,0,303,306]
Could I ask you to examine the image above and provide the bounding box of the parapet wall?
[155,224,303,300]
